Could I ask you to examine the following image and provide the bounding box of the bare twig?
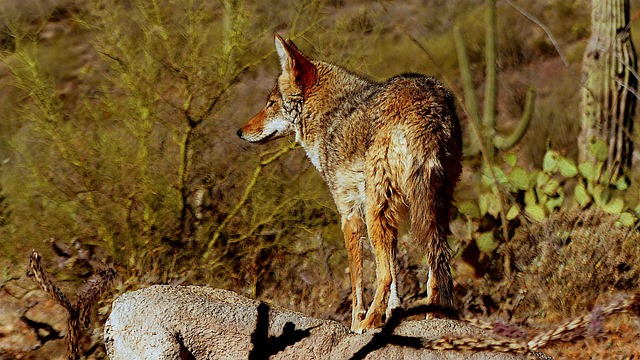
[28,250,118,360]
[203,142,299,261]
[504,0,569,67]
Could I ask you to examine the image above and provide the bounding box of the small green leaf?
[508,167,529,190]
[543,179,560,196]
[502,182,516,193]
[543,151,559,173]
[545,193,564,212]
[578,162,595,182]
[476,231,499,254]
[524,188,537,206]
[603,197,624,214]
[589,139,608,162]
[458,201,480,218]
[574,183,591,207]
[528,170,540,185]
[505,153,517,167]
[525,204,546,222]
[481,172,495,187]
[593,186,611,207]
[492,166,508,185]
[479,193,501,218]
[594,162,605,181]
[506,205,520,220]
[615,176,630,191]
[538,193,548,206]
[536,172,550,188]
[479,194,489,216]
[618,212,637,227]
[558,157,578,177]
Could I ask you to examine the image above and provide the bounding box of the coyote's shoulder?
[238,35,461,333]
[299,66,460,179]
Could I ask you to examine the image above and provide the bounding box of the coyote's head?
[237,35,317,144]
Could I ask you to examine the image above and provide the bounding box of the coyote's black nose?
[236,129,243,138]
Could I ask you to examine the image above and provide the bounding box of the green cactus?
[578,0,637,178]
[454,0,536,160]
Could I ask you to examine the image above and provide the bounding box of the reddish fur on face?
[241,108,268,137]
[240,106,280,143]
[237,86,291,144]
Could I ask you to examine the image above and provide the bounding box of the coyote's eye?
[266,100,275,108]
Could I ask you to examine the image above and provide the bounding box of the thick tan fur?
[238,35,462,333]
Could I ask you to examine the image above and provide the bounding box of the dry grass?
[544,314,640,359]
[510,210,640,319]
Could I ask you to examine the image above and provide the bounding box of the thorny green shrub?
[0,0,362,314]
[455,141,640,321]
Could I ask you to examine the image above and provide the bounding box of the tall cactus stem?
[495,87,536,150]
[455,0,535,160]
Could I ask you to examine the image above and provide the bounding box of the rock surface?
[0,278,68,360]
[105,285,534,360]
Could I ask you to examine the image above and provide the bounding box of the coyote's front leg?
[342,215,366,331]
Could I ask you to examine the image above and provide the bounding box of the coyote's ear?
[274,34,317,93]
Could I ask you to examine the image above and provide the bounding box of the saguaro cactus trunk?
[579,0,637,177]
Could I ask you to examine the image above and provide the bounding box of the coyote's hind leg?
[355,211,397,333]
[355,176,400,333]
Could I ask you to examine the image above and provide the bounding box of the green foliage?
[458,145,639,257]
[2,0,254,263]
[0,0,341,279]
[0,0,368,312]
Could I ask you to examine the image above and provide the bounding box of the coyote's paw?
[385,297,401,321]
[353,322,382,334]
[354,327,383,334]
[350,308,367,332]
[353,312,383,334]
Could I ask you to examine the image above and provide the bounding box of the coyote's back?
[237,35,462,333]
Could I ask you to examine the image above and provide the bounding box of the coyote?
[237,35,462,333]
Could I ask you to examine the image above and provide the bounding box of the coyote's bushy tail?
[408,137,460,308]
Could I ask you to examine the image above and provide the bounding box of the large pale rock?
[104,285,534,360]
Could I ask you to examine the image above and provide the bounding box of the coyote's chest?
[298,123,376,216]
[327,159,367,217]
[301,140,323,174]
